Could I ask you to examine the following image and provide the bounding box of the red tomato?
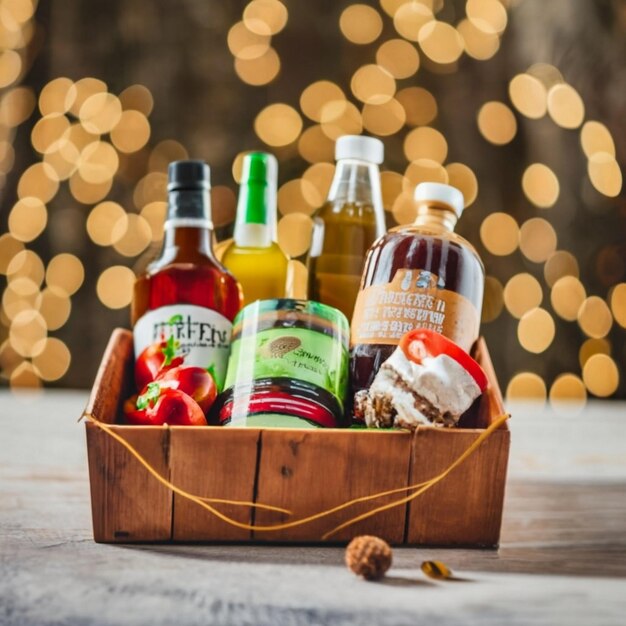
[135,335,184,390]
[399,329,488,391]
[125,384,207,426]
[151,388,207,426]
[123,394,152,425]
[156,366,217,415]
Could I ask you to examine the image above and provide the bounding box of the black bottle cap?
[167,160,211,191]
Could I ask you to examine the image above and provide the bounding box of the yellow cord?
[84,413,508,536]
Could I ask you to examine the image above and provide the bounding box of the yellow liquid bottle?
[307,135,386,319]
[222,152,288,306]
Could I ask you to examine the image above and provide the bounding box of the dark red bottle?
[131,160,242,390]
[350,182,484,394]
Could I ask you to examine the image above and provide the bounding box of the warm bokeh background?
[0,0,624,406]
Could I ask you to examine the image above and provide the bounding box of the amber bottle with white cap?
[350,182,484,394]
[307,135,386,319]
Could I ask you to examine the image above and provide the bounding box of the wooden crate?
[85,328,510,546]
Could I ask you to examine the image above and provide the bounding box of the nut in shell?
[345,535,392,581]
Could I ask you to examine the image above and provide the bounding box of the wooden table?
[1,391,625,625]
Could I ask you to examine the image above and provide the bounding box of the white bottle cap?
[414,182,465,218]
[335,135,384,164]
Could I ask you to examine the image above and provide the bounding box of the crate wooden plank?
[474,336,507,428]
[169,427,260,541]
[85,327,134,425]
[405,337,510,546]
[406,426,510,546]
[86,424,172,542]
[253,429,413,544]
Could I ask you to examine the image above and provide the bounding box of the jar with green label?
[212,299,349,428]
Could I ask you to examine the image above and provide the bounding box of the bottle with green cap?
[222,151,288,306]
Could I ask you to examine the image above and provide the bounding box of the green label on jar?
[224,327,348,409]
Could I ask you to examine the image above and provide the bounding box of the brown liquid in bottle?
[132,228,241,327]
[350,199,484,395]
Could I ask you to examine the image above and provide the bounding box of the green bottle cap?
[236,152,278,227]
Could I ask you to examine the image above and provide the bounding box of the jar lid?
[414,182,464,218]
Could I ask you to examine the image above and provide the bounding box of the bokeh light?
[517,307,555,354]
[445,163,478,207]
[610,283,626,328]
[550,276,586,321]
[404,126,447,163]
[362,99,406,137]
[110,110,151,153]
[544,250,579,287]
[549,374,587,414]
[519,218,557,262]
[393,2,433,42]
[32,337,72,381]
[480,212,518,256]
[509,73,546,119]
[376,39,420,79]
[339,4,383,45]
[96,265,135,309]
[396,87,437,126]
[351,64,396,105]
[506,372,547,402]
[46,254,84,296]
[254,103,302,146]
[243,0,288,36]
[522,163,559,208]
[587,152,622,197]
[547,83,585,129]
[277,213,313,257]
[8,197,47,242]
[579,337,611,369]
[583,354,619,397]
[504,273,542,319]
[234,47,281,86]
[477,101,517,145]
[577,296,613,339]
[418,21,464,65]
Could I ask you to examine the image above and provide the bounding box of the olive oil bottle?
[307,135,386,319]
[222,152,288,306]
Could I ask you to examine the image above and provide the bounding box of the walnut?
[345,535,392,580]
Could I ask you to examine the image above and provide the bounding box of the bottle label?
[133,304,232,389]
[224,326,348,411]
[350,269,480,352]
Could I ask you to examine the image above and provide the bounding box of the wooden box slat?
[169,428,261,541]
[84,328,510,546]
[86,425,172,542]
[253,429,412,543]
[406,428,510,546]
